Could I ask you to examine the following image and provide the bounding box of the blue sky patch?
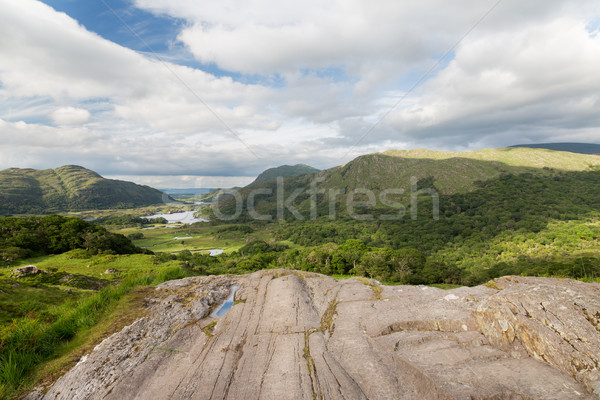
[38,0,289,88]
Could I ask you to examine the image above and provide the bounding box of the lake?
[142,210,208,224]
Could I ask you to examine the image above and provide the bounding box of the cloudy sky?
[0,0,599,188]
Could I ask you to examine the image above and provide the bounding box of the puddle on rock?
[212,285,240,318]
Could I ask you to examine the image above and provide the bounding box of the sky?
[0,0,599,188]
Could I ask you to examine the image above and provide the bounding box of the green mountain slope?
[0,165,168,215]
[203,147,600,285]
[509,142,600,155]
[214,147,600,219]
[250,164,320,185]
[359,147,600,193]
[274,168,600,284]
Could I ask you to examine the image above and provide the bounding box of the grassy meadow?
[0,206,271,398]
[116,224,252,254]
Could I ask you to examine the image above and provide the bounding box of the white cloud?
[105,175,255,189]
[0,0,274,133]
[0,0,599,185]
[50,107,91,126]
[385,18,600,144]
[0,118,335,178]
[130,0,600,151]
[0,1,140,100]
[150,0,473,76]
[136,0,598,76]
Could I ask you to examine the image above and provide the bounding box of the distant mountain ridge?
[250,164,320,185]
[509,142,600,154]
[218,147,600,218]
[0,165,169,215]
[244,147,600,195]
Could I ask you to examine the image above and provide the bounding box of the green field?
[0,254,187,398]
[112,222,273,254]
[119,226,243,254]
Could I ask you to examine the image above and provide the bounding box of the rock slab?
[27,271,600,399]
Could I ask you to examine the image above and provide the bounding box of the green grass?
[113,224,273,255]
[31,286,153,392]
[383,147,600,171]
[7,252,180,281]
[0,264,191,399]
[330,274,353,280]
[0,236,195,399]
[428,283,463,290]
[0,278,92,326]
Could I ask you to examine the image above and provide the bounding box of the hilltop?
[250,164,320,185]
[0,165,169,215]
[248,147,600,195]
[215,147,600,218]
[362,146,600,193]
[510,142,600,154]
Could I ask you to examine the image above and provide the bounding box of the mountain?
[250,164,320,185]
[510,142,600,154]
[359,147,600,193]
[215,147,600,218]
[0,165,169,215]
[249,147,600,195]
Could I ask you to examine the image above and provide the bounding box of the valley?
[4,2,600,397]
[1,147,600,398]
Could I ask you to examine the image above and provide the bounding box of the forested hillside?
[198,148,600,285]
[214,147,600,219]
[0,165,168,215]
[0,215,146,264]
[266,170,600,284]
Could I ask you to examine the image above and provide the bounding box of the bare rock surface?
[27,271,600,399]
[474,276,600,395]
[12,265,45,278]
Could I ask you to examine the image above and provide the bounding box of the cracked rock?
[26,271,600,399]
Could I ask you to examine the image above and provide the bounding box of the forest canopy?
[0,215,147,265]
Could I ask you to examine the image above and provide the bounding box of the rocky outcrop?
[27,271,600,399]
[474,276,600,396]
[11,265,46,278]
